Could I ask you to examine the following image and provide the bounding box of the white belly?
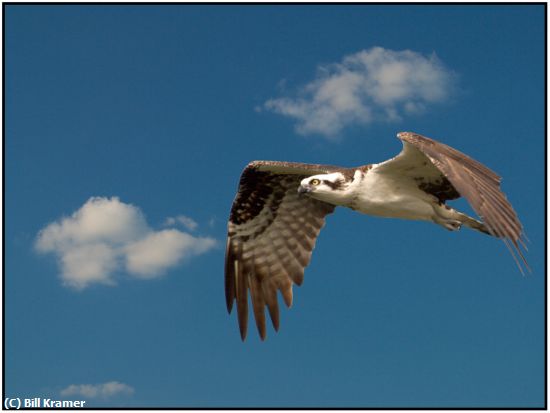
[350,171,435,221]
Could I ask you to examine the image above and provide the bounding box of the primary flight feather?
[225,132,528,340]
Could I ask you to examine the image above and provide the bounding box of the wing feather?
[249,275,267,340]
[262,281,280,331]
[225,161,338,340]
[397,132,528,272]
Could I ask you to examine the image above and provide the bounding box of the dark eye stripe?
[323,179,343,190]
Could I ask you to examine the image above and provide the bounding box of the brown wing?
[226,161,344,340]
[397,132,528,273]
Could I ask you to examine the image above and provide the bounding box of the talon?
[445,220,462,231]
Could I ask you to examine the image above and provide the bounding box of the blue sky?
[5,4,545,408]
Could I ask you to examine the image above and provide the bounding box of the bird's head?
[298,172,351,205]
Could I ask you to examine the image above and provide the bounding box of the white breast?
[349,167,435,221]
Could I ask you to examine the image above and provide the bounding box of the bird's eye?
[310,179,320,186]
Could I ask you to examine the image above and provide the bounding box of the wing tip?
[498,233,531,276]
[237,304,249,341]
[224,239,236,314]
[226,299,234,314]
[239,326,247,341]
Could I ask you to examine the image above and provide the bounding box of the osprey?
[225,132,528,340]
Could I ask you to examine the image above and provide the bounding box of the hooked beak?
[297,185,312,195]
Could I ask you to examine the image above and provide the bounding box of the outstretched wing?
[378,131,528,272]
[226,161,346,340]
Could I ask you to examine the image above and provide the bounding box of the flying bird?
[225,132,528,341]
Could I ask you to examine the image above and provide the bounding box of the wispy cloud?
[60,381,134,399]
[262,46,454,137]
[164,214,199,231]
[35,197,216,290]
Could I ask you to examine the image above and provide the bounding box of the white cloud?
[164,214,199,231]
[125,229,216,278]
[59,243,118,289]
[36,197,216,290]
[35,197,148,252]
[60,381,134,399]
[263,46,454,137]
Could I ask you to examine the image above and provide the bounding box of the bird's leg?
[430,199,465,231]
[431,202,490,235]
[432,214,462,231]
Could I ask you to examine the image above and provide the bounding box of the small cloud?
[35,197,216,290]
[262,46,454,137]
[60,381,134,399]
[125,229,216,278]
[164,215,199,231]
